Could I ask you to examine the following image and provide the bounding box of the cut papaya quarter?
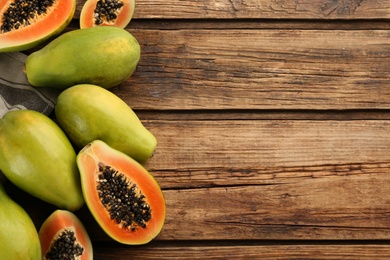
[39,210,93,260]
[80,0,135,29]
[77,140,166,245]
[0,0,76,52]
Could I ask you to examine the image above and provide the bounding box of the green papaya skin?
[0,110,84,211]
[25,26,140,90]
[55,84,157,163]
[0,182,41,260]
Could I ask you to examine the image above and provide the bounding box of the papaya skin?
[0,110,84,211]
[0,182,41,260]
[25,26,140,89]
[55,84,157,163]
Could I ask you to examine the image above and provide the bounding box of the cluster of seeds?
[94,0,124,25]
[1,0,55,33]
[97,163,152,231]
[45,230,84,260]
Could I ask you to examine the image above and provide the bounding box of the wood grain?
[93,244,390,259]
[144,120,390,171]
[145,119,390,240]
[75,0,390,20]
[105,28,390,111]
[158,174,390,240]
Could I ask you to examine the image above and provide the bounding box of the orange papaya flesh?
[80,0,135,29]
[0,0,75,52]
[39,210,93,260]
[77,140,166,245]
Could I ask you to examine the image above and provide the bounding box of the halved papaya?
[0,0,76,52]
[77,140,166,245]
[80,0,135,29]
[39,210,93,260]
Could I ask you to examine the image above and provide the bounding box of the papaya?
[80,0,135,29]
[0,182,41,259]
[0,0,76,52]
[55,84,157,163]
[77,140,166,245]
[25,26,140,90]
[0,110,84,211]
[39,210,93,260]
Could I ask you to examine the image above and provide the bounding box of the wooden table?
[9,0,390,259]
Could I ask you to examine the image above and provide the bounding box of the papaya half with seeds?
[39,210,93,260]
[25,26,140,90]
[80,0,135,29]
[55,84,157,163]
[77,140,166,245]
[0,0,75,52]
[0,182,41,260]
[0,110,84,211]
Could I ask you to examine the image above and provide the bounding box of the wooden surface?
[10,0,390,259]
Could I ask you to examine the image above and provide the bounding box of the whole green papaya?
[0,182,41,260]
[25,26,140,90]
[0,110,84,211]
[55,84,157,163]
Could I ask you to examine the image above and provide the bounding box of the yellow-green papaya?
[0,110,84,211]
[55,84,157,163]
[25,26,140,90]
[0,182,41,259]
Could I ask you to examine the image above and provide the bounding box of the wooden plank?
[75,0,390,20]
[93,244,390,259]
[155,173,390,240]
[128,19,390,31]
[137,110,390,121]
[140,119,390,240]
[149,119,390,240]
[106,28,390,111]
[144,120,390,171]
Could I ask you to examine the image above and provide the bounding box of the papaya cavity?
[39,210,93,260]
[77,140,166,245]
[80,0,135,29]
[0,0,76,52]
